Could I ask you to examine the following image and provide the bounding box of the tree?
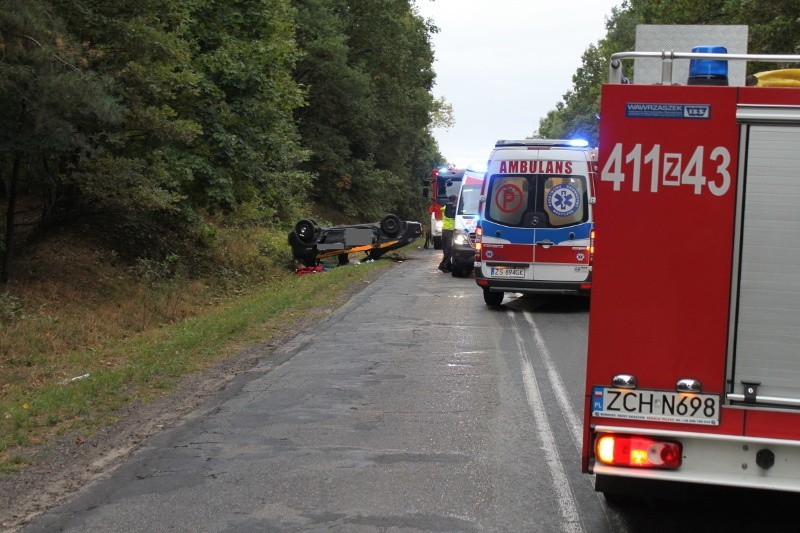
[539,0,800,144]
[0,1,121,282]
[294,0,439,221]
[537,4,637,145]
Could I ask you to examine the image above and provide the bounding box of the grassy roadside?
[0,243,399,473]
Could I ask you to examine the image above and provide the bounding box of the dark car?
[288,214,422,267]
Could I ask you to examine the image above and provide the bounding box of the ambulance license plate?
[490,266,526,278]
[592,387,720,426]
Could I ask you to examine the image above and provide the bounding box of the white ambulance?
[474,139,598,306]
[450,165,485,277]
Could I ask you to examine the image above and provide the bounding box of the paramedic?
[438,194,457,272]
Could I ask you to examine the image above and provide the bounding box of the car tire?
[294,219,319,244]
[380,214,402,237]
[451,265,466,277]
[483,289,503,306]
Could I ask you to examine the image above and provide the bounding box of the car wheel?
[432,236,442,250]
[483,289,503,306]
[294,219,319,244]
[380,214,401,237]
[451,265,465,277]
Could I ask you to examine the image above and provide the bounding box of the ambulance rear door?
[484,151,592,282]
[531,153,593,283]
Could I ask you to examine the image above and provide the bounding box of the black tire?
[432,236,443,250]
[380,214,401,237]
[483,289,504,306]
[451,265,466,278]
[294,219,319,244]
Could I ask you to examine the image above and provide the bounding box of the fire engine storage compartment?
[728,101,800,409]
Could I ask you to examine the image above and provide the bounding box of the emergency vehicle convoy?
[584,49,800,500]
[474,140,597,306]
[427,166,464,249]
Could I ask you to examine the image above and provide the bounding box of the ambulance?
[450,165,485,277]
[474,139,598,306]
[583,48,800,500]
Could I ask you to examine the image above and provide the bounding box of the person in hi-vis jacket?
[438,194,457,272]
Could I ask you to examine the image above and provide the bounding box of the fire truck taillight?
[595,435,682,469]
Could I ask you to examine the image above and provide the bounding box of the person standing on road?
[438,194,457,272]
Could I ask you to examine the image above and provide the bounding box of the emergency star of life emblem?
[547,184,580,217]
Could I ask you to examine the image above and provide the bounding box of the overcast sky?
[415,0,622,167]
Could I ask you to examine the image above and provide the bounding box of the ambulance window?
[487,176,529,226]
[542,176,587,227]
[457,184,481,216]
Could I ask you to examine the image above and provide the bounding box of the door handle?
[535,240,554,246]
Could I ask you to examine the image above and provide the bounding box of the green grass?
[0,258,392,468]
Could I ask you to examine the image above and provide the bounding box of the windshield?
[485,174,588,228]
[435,169,464,204]
[457,184,482,215]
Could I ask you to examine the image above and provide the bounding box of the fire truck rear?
[584,49,800,499]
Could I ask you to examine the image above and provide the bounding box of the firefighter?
[438,194,457,272]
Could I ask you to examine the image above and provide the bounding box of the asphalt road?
[24,248,800,532]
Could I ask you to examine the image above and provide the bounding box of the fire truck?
[427,166,464,249]
[584,49,800,500]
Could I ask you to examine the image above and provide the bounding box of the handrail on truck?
[608,51,800,84]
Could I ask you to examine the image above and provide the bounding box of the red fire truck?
[583,49,800,499]
[426,166,464,249]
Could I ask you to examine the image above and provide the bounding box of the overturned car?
[288,214,422,267]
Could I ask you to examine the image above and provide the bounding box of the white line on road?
[509,311,582,533]
[523,312,629,533]
[523,313,583,451]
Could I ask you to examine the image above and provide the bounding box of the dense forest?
[0,0,444,282]
[3,0,800,282]
[537,0,800,145]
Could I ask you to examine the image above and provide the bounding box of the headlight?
[435,220,443,230]
[453,230,468,245]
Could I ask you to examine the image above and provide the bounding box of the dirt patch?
[0,261,397,531]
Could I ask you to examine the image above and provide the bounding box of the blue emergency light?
[467,161,488,173]
[688,46,729,86]
[568,139,590,147]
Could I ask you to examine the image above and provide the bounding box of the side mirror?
[422,188,429,198]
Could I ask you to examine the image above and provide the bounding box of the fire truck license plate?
[592,387,720,426]
[490,267,526,278]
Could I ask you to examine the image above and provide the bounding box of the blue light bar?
[568,139,590,147]
[467,161,488,172]
[688,46,728,86]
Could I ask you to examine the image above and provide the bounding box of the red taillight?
[595,434,682,469]
[589,228,595,258]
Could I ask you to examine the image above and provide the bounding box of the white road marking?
[523,313,582,450]
[522,311,629,533]
[509,311,582,533]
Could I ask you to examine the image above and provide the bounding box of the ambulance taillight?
[595,434,682,469]
[475,226,483,259]
[589,229,595,261]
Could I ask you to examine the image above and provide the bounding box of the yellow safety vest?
[442,203,456,230]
